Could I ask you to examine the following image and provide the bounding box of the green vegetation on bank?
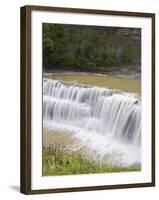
[43,24,141,72]
[42,145,141,176]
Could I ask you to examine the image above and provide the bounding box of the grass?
[42,144,141,176]
[44,73,141,95]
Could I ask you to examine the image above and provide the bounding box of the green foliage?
[43,24,140,72]
[42,145,141,176]
[122,44,138,63]
[43,24,68,67]
[102,52,117,67]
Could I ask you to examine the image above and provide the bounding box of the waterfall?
[43,78,141,165]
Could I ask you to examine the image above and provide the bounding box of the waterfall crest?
[43,79,141,145]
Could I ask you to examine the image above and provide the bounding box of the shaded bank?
[43,24,141,73]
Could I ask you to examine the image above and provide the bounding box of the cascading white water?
[43,78,141,165]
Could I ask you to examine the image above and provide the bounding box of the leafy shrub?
[122,44,138,63]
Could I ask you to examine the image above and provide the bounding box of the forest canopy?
[43,23,141,73]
